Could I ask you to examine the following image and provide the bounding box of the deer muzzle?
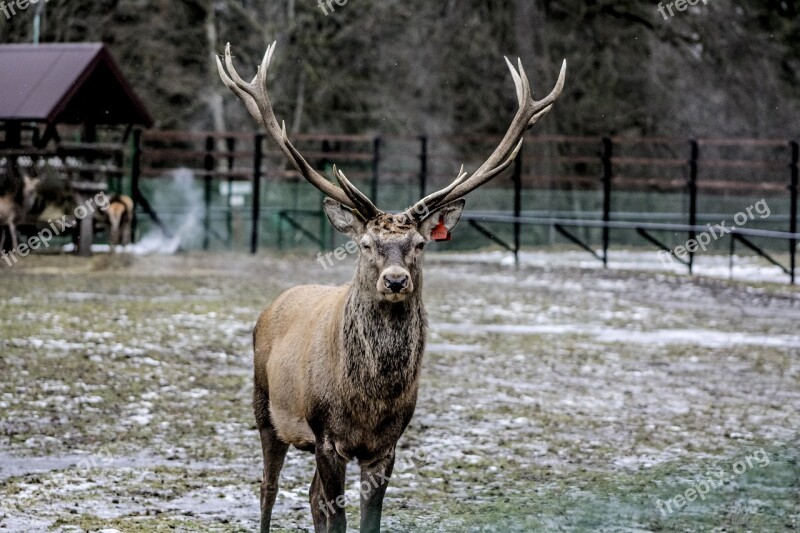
[378,265,413,302]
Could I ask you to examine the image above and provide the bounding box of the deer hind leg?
[109,218,121,248]
[8,220,18,250]
[359,451,395,533]
[254,384,289,533]
[122,215,132,247]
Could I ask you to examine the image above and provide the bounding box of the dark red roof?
[0,43,152,126]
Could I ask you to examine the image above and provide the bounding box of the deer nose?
[384,274,409,293]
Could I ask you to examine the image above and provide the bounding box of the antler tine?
[535,59,567,111]
[504,57,523,108]
[404,164,468,219]
[217,43,380,215]
[332,165,380,219]
[402,57,566,218]
[516,58,532,107]
[528,103,554,128]
[257,42,276,85]
[223,43,249,88]
[216,50,262,123]
[480,138,523,182]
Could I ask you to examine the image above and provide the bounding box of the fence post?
[419,135,428,200]
[688,139,699,275]
[790,140,798,284]
[226,136,235,248]
[130,128,142,243]
[251,133,263,255]
[113,143,124,194]
[600,137,613,267]
[203,135,214,250]
[512,145,522,269]
[371,136,381,204]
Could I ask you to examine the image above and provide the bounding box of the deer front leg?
[359,451,395,533]
[314,440,348,533]
[309,469,328,533]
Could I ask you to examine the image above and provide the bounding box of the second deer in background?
[105,195,134,248]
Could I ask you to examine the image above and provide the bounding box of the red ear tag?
[431,218,451,241]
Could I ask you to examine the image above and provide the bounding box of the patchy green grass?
[1,252,798,531]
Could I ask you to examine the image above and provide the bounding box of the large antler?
[216,42,381,219]
[404,57,566,219]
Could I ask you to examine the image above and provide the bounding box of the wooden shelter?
[0,43,152,255]
[0,42,152,146]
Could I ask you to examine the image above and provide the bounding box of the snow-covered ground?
[0,251,798,531]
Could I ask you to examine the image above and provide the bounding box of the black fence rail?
[133,129,377,253]
[130,131,799,284]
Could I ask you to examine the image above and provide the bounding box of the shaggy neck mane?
[340,268,427,399]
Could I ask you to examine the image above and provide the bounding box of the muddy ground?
[0,251,798,532]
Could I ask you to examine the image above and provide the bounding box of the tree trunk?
[205,1,226,134]
[514,0,556,214]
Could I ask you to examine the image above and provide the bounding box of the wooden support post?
[71,182,107,257]
[601,137,613,267]
[512,144,522,269]
[419,135,428,201]
[203,136,214,250]
[77,213,93,257]
[130,129,142,242]
[687,139,699,275]
[371,137,381,204]
[789,141,798,285]
[251,133,263,254]
[226,136,235,248]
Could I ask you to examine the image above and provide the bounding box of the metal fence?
[130,131,799,283]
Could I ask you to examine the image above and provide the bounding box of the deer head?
[321,197,466,302]
[217,43,565,302]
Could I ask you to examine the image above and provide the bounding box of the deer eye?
[416,242,425,251]
[361,242,371,251]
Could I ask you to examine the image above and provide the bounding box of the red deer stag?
[217,42,565,533]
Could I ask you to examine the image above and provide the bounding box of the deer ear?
[418,199,465,241]
[323,198,365,236]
